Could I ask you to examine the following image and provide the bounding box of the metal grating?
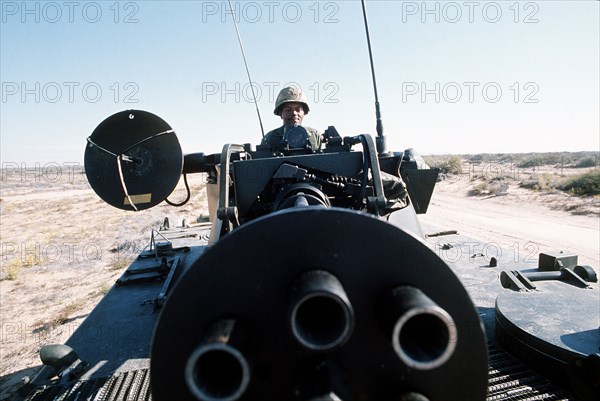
[23,369,152,401]
[23,345,574,401]
[486,343,574,401]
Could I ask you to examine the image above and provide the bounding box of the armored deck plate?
[421,223,599,400]
[496,281,599,399]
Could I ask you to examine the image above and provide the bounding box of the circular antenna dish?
[84,110,183,211]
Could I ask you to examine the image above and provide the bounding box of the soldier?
[261,85,408,212]
[260,86,322,151]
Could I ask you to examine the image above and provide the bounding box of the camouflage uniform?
[261,125,322,151]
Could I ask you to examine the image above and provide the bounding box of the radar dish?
[84,110,183,211]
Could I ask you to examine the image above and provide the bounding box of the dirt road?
[419,179,599,267]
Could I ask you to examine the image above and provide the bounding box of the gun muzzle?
[185,320,252,401]
[290,270,354,351]
[380,286,457,370]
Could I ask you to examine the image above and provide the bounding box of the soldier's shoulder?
[304,126,320,135]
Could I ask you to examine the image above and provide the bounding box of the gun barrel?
[290,270,354,351]
[380,286,457,370]
[184,320,251,401]
[152,208,489,400]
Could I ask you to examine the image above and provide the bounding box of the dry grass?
[2,259,22,281]
[96,282,113,296]
[50,299,88,327]
[108,257,134,271]
[468,179,509,196]
[430,154,599,216]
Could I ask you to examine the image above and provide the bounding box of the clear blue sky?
[1,1,598,166]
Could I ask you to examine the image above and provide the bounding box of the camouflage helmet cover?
[274,86,310,116]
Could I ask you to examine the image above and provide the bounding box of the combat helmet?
[274,86,310,116]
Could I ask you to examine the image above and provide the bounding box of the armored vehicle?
[9,1,599,399]
[12,104,597,401]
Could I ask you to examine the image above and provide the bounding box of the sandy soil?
[420,174,600,267]
[0,171,209,399]
[0,166,598,399]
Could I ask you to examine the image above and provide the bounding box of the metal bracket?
[216,143,247,239]
[500,267,596,291]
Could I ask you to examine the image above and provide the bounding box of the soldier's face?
[281,102,305,126]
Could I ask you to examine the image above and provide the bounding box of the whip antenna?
[361,0,386,153]
[227,0,265,137]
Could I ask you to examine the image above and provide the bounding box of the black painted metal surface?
[151,208,488,401]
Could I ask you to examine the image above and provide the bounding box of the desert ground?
[0,162,598,399]
[0,168,209,399]
[420,170,599,268]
